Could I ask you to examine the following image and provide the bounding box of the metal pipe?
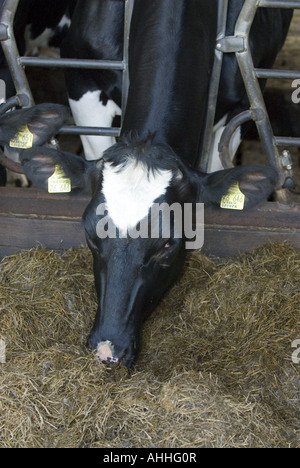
[0,94,20,113]
[59,126,121,137]
[19,57,125,71]
[275,137,300,147]
[0,148,24,173]
[121,0,134,122]
[255,68,300,80]
[259,0,300,8]
[0,0,34,107]
[219,110,253,169]
[198,0,229,172]
[234,0,282,172]
[234,0,294,203]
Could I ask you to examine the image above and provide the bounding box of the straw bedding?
[0,243,299,448]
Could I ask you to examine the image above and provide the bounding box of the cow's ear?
[0,103,70,148]
[20,147,94,194]
[198,165,278,210]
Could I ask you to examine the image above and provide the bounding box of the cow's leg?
[68,89,121,161]
[61,0,124,161]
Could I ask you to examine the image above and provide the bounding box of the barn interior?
[0,4,299,449]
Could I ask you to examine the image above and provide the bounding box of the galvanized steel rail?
[0,0,299,204]
[0,0,134,137]
[201,0,300,204]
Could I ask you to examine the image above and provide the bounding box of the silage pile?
[0,243,299,448]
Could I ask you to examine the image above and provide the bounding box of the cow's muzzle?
[96,341,119,364]
[89,338,137,368]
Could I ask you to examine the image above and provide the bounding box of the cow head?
[18,132,278,367]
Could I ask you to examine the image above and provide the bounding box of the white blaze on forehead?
[102,159,173,233]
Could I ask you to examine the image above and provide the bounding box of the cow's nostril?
[96,340,119,363]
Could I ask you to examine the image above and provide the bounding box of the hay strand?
[0,243,299,447]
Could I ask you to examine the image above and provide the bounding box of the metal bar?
[275,136,300,147]
[255,68,300,80]
[0,0,130,141]
[0,148,23,173]
[59,126,121,137]
[234,0,283,173]
[259,0,300,8]
[219,111,253,168]
[0,0,34,107]
[121,0,134,122]
[19,57,125,71]
[233,0,293,204]
[198,0,229,172]
[0,94,20,114]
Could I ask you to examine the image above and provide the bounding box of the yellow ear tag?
[220,181,245,210]
[9,125,34,149]
[48,165,71,194]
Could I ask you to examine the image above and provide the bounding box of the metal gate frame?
[0,0,299,204]
[0,0,134,139]
[201,0,300,205]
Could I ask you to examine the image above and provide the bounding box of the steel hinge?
[216,36,245,53]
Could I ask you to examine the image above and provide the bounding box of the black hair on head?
[102,131,182,176]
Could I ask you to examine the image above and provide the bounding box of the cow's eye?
[160,239,179,253]
[151,239,180,267]
[164,240,172,249]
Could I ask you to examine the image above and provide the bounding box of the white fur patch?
[25,25,55,56]
[102,159,173,234]
[57,14,71,30]
[69,90,121,161]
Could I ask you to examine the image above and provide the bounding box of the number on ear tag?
[48,165,71,194]
[220,181,245,210]
[9,125,34,149]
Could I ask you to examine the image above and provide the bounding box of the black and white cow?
[0,0,77,185]
[1,0,280,367]
[61,0,124,161]
[0,0,77,99]
[61,0,293,170]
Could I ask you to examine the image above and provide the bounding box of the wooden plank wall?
[0,187,299,259]
[203,201,300,257]
[0,188,87,258]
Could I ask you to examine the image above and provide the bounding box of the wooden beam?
[0,187,90,217]
[0,187,299,259]
[203,201,300,256]
[0,214,86,258]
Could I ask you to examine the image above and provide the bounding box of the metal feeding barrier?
[0,0,134,137]
[0,0,299,205]
[201,0,300,204]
